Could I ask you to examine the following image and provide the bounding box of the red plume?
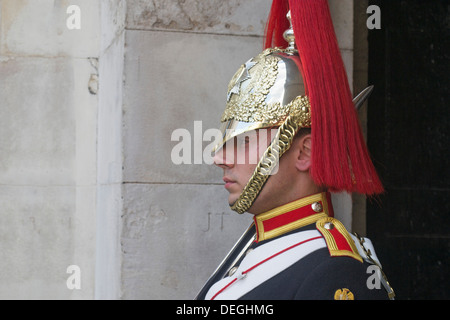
[264,0,290,49]
[265,0,384,195]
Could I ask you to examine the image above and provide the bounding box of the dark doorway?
[366,0,450,299]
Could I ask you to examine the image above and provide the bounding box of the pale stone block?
[331,192,352,231]
[126,0,272,36]
[0,185,96,299]
[98,33,124,185]
[0,56,98,186]
[0,54,97,299]
[341,48,354,93]
[123,30,265,184]
[329,0,354,50]
[94,4,125,299]
[95,183,123,299]
[127,0,353,49]
[99,0,126,54]
[73,58,100,187]
[0,0,102,57]
[0,56,76,186]
[121,183,252,299]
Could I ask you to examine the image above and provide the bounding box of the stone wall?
[0,0,356,299]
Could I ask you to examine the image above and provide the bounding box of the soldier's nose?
[213,145,234,168]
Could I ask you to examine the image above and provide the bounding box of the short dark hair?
[295,127,311,140]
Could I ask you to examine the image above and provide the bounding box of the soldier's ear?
[295,134,312,172]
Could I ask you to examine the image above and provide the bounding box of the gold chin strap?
[230,96,311,214]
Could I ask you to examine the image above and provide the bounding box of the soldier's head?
[211,2,383,215]
[213,127,319,215]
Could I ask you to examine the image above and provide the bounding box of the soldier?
[196,0,394,300]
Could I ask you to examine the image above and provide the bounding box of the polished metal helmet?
[217,49,309,148]
[214,13,311,214]
[215,12,307,152]
[214,4,383,214]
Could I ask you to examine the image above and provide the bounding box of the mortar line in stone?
[122,181,222,186]
[124,27,264,39]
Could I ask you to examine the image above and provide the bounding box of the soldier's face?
[213,129,274,208]
[213,128,314,215]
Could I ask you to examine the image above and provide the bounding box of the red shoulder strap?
[316,217,362,262]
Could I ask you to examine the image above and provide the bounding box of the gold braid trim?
[230,96,311,214]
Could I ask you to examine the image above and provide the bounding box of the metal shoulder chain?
[230,96,311,214]
[353,233,396,300]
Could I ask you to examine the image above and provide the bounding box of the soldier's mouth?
[223,177,236,189]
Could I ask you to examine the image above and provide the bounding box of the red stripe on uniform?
[328,227,352,252]
[210,278,237,300]
[210,235,323,300]
[242,236,323,274]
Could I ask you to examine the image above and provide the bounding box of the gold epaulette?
[316,217,363,263]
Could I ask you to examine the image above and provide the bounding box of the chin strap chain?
[230,97,311,214]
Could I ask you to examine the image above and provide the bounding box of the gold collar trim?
[253,192,333,242]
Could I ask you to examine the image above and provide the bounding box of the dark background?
[366,0,450,299]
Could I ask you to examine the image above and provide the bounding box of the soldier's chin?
[228,193,241,207]
[228,197,237,207]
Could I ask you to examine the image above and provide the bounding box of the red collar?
[253,192,334,242]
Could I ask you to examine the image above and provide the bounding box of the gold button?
[311,202,323,212]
